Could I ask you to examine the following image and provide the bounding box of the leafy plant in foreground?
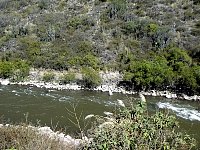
[86,100,196,149]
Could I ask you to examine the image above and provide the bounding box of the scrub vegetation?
[86,100,196,149]
[0,1,199,149]
[0,0,200,94]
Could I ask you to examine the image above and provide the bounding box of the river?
[0,85,200,146]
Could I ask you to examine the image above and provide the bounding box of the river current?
[0,85,200,145]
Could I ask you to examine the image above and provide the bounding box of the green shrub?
[38,0,48,10]
[77,41,93,55]
[165,47,192,66]
[82,54,100,69]
[11,60,30,82]
[19,37,41,63]
[0,60,30,81]
[123,58,174,90]
[87,101,196,149]
[59,72,76,84]
[147,23,159,33]
[174,63,197,90]
[193,65,200,83]
[67,16,94,31]
[42,72,55,82]
[124,39,141,50]
[122,21,138,36]
[68,56,83,68]
[67,17,83,29]
[119,46,199,93]
[109,0,127,19]
[81,67,101,88]
[0,61,14,78]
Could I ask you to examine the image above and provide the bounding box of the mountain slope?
[0,0,200,94]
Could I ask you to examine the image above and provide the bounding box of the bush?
[19,37,41,63]
[119,46,200,94]
[109,0,127,19]
[86,100,196,149]
[82,54,100,69]
[67,16,94,31]
[0,61,14,78]
[38,0,48,10]
[0,60,30,81]
[59,72,76,84]
[81,67,101,88]
[68,56,83,68]
[42,72,55,82]
[11,60,30,82]
[76,41,93,55]
[165,47,192,67]
[124,39,141,50]
[123,58,174,90]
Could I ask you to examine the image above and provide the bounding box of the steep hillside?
[0,0,200,94]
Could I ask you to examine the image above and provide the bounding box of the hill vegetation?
[0,0,200,94]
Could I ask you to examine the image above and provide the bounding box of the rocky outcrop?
[37,126,91,148]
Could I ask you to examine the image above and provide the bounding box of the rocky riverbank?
[0,124,90,149]
[0,69,200,101]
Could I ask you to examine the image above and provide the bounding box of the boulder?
[0,79,10,85]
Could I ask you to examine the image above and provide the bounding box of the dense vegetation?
[0,60,30,81]
[0,0,200,94]
[86,100,196,149]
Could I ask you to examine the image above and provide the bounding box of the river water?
[0,85,200,146]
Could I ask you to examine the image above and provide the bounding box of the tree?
[165,47,192,67]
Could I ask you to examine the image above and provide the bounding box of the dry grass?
[0,124,76,150]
